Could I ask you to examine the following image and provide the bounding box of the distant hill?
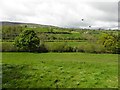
[0,21,63,29]
[1,21,47,26]
[1,21,26,25]
[1,21,118,30]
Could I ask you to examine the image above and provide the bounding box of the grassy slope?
[2,52,118,88]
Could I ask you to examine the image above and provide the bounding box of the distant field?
[2,52,118,88]
[44,41,89,49]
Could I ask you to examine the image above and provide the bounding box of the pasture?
[2,52,118,88]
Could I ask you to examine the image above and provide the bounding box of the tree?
[14,30,40,52]
[98,33,117,53]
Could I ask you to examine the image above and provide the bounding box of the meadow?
[1,22,119,88]
[2,52,118,88]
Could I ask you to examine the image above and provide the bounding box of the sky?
[0,0,119,29]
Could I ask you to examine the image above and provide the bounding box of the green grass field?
[2,52,118,88]
[44,41,88,47]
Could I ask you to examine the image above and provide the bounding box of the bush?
[76,43,106,53]
[44,42,73,52]
[84,44,96,53]
[94,44,106,53]
[38,43,48,53]
[63,45,73,52]
[76,45,85,52]
[2,42,17,52]
[14,30,40,52]
[98,33,118,53]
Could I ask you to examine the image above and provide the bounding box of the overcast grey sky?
[0,0,119,29]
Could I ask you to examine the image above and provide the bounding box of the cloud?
[88,2,118,22]
[0,0,118,29]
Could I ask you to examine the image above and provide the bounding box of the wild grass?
[2,52,118,88]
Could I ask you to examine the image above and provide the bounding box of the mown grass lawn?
[2,52,118,88]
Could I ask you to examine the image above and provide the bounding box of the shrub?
[44,42,73,52]
[76,45,85,52]
[14,30,40,52]
[63,45,73,52]
[38,43,48,52]
[83,44,95,53]
[76,43,106,53]
[2,42,17,52]
[98,33,118,53]
[94,44,106,53]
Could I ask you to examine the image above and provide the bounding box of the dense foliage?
[98,33,118,53]
[14,30,40,52]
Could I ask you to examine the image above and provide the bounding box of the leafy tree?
[14,30,40,52]
[98,33,118,53]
